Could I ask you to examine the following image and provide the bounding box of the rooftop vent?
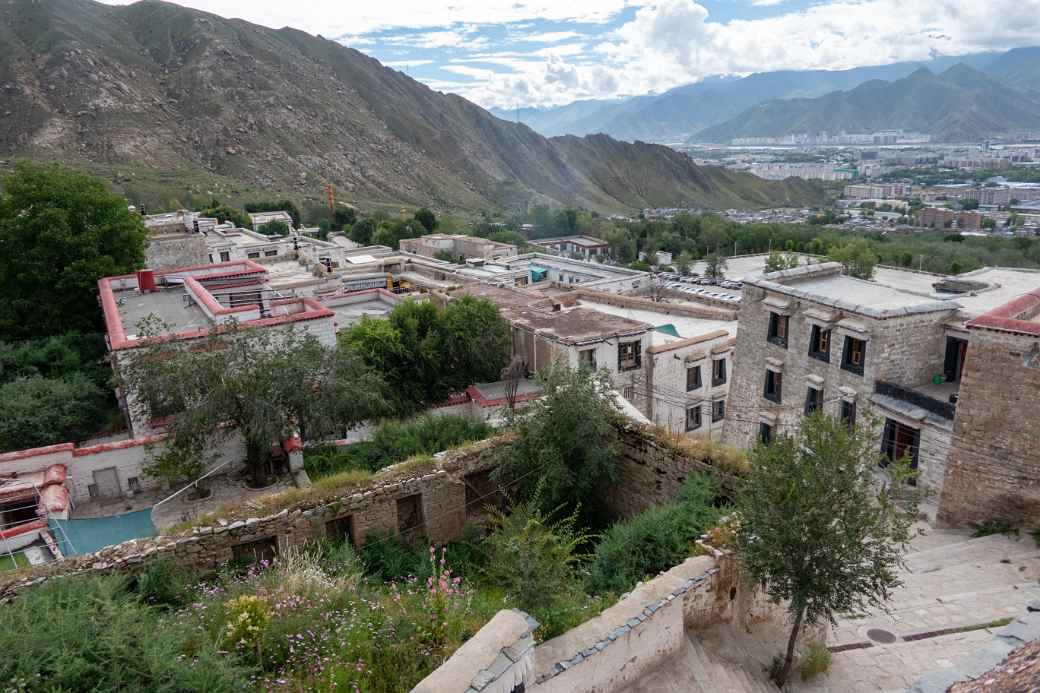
[931,278,989,294]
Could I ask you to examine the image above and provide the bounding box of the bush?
[799,640,832,681]
[0,374,110,451]
[0,574,250,692]
[359,530,429,582]
[586,474,722,594]
[304,415,492,478]
[135,558,195,609]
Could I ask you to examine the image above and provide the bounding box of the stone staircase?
[620,527,1040,693]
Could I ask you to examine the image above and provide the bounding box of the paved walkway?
[619,525,1040,692]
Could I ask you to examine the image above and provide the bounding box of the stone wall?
[0,436,510,598]
[605,422,744,519]
[938,328,1040,527]
[144,233,209,270]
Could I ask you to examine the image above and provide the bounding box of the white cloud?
[750,0,785,6]
[384,59,435,68]
[520,31,585,43]
[94,0,629,35]
[442,65,502,79]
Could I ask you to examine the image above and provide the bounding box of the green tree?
[436,296,511,392]
[196,199,250,228]
[735,413,920,687]
[764,251,800,273]
[414,207,437,233]
[675,250,696,275]
[121,319,385,488]
[495,365,619,517]
[703,253,727,281]
[960,199,980,211]
[256,219,290,236]
[350,218,376,245]
[333,207,357,231]
[0,375,109,452]
[827,238,878,279]
[0,162,146,339]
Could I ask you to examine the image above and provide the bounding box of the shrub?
[970,519,1019,539]
[135,558,195,609]
[359,530,429,582]
[799,640,832,681]
[586,474,723,594]
[304,415,492,479]
[0,574,250,692]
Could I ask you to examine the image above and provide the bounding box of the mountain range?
[502,49,1040,145]
[0,0,822,214]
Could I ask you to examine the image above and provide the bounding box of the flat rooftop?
[574,300,736,346]
[117,287,210,337]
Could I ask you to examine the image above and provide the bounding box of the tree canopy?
[735,412,920,687]
[0,162,146,339]
[827,238,878,279]
[413,207,437,233]
[120,319,386,487]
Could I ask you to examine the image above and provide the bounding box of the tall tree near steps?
[734,412,920,687]
[120,318,386,489]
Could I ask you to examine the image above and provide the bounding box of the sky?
[97,1,1040,109]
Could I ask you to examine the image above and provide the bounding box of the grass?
[0,552,30,572]
[970,519,1020,539]
[649,424,751,478]
[799,640,832,681]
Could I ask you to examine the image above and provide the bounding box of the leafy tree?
[675,249,696,275]
[959,199,980,211]
[0,162,146,339]
[196,199,250,228]
[413,207,437,233]
[735,412,920,687]
[495,365,619,517]
[703,253,727,281]
[827,238,878,279]
[256,219,290,236]
[433,250,460,263]
[333,207,357,230]
[0,375,109,452]
[764,251,800,273]
[121,318,385,488]
[350,218,376,246]
[628,259,651,272]
[436,296,511,392]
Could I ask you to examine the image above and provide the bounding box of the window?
[127,476,141,493]
[711,359,727,387]
[712,399,726,423]
[758,423,773,445]
[578,348,597,371]
[219,250,230,262]
[397,494,425,541]
[685,406,702,431]
[208,254,214,263]
[325,515,355,545]
[618,341,642,371]
[247,251,260,259]
[804,386,824,415]
[841,336,866,375]
[809,325,831,363]
[686,365,703,391]
[881,419,920,484]
[943,336,968,382]
[264,249,278,257]
[763,370,783,403]
[87,484,99,499]
[840,400,857,432]
[767,312,789,348]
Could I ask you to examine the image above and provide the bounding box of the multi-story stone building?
[399,233,518,262]
[722,262,1040,521]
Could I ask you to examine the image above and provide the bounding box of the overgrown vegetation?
[303,415,493,479]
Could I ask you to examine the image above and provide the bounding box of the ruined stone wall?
[938,328,1040,527]
[605,422,744,518]
[144,234,209,270]
[0,436,510,598]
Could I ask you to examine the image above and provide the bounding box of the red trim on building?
[967,289,1040,337]
[73,434,169,456]
[0,443,75,465]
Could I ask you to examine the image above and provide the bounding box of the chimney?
[136,269,157,293]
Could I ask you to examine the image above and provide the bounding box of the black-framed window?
[758,422,773,446]
[712,399,726,422]
[686,365,703,391]
[809,325,831,363]
[618,341,642,371]
[841,336,866,375]
[840,400,857,432]
[712,359,727,386]
[881,419,920,485]
[685,406,702,431]
[804,386,824,415]
[763,370,783,403]
[767,312,789,348]
[578,348,596,371]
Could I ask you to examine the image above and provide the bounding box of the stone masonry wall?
[938,328,1040,527]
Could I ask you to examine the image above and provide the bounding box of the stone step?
[688,632,779,693]
[903,533,1037,573]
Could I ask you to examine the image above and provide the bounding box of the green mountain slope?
[697,65,1040,144]
[0,0,821,212]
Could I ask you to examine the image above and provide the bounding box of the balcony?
[874,380,958,420]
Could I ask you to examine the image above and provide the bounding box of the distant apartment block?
[918,208,983,230]
[721,261,1040,524]
[399,233,518,262]
[844,183,912,200]
[529,235,610,260]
